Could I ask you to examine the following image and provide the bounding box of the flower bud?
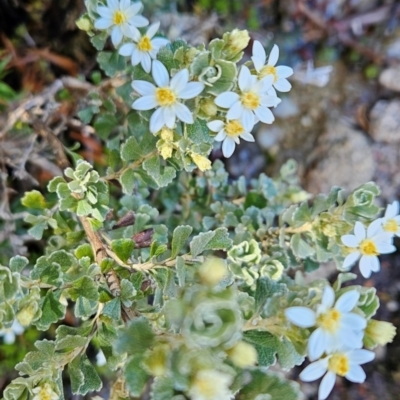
[227,341,258,367]
[364,319,396,348]
[224,29,250,59]
[198,258,227,286]
[200,98,218,117]
[191,153,212,172]
[160,127,174,142]
[189,370,233,400]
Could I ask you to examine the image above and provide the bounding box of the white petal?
[107,0,119,11]
[121,23,134,38]
[226,101,244,120]
[97,6,113,18]
[152,60,169,87]
[147,21,160,38]
[359,255,374,278]
[376,242,396,254]
[321,286,335,308]
[345,364,366,383]
[259,94,280,108]
[274,78,292,92]
[369,255,380,272]
[275,65,293,78]
[238,66,253,92]
[252,40,266,66]
[319,371,336,400]
[260,74,274,91]
[342,251,360,270]
[335,290,359,312]
[170,69,189,93]
[367,218,384,237]
[3,331,16,344]
[341,234,359,248]
[385,201,399,218]
[149,108,164,134]
[129,15,149,28]
[125,2,142,17]
[174,102,193,124]
[12,321,24,335]
[340,313,366,331]
[207,120,225,132]
[131,95,157,110]
[151,37,169,50]
[354,222,366,241]
[214,130,227,142]
[94,17,113,30]
[215,92,240,108]
[242,109,255,131]
[254,106,274,124]
[308,328,328,361]
[285,307,316,328]
[222,137,236,158]
[268,45,279,67]
[299,359,328,382]
[111,26,123,46]
[178,82,204,99]
[163,106,176,128]
[119,43,135,56]
[131,80,155,96]
[240,132,255,142]
[141,53,152,73]
[120,0,131,9]
[348,349,375,365]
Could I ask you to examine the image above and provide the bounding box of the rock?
[305,122,375,194]
[369,100,400,143]
[273,98,300,119]
[379,67,400,92]
[256,125,283,150]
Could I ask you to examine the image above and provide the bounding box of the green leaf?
[120,169,136,194]
[103,298,121,320]
[236,369,302,400]
[255,277,287,314]
[75,296,97,319]
[120,278,137,307]
[190,227,232,257]
[292,202,311,225]
[121,136,142,162]
[70,276,99,302]
[124,355,149,397]
[114,317,154,356]
[171,225,193,258]
[36,291,66,330]
[151,377,175,400]
[97,51,126,77]
[94,113,119,140]
[90,31,108,50]
[21,190,47,209]
[143,156,176,188]
[56,335,88,351]
[187,119,212,144]
[290,233,315,259]
[111,238,135,263]
[77,199,93,216]
[176,256,186,287]
[74,244,94,261]
[70,355,102,395]
[9,256,29,273]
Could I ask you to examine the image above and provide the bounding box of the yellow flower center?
[383,219,398,233]
[328,353,350,376]
[113,11,126,25]
[137,36,153,52]
[359,239,379,256]
[240,92,260,110]
[193,376,217,398]
[317,309,341,333]
[225,120,244,137]
[260,65,278,82]
[156,88,176,106]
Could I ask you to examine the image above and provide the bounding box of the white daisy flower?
[94,0,149,47]
[131,60,205,134]
[214,65,280,130]
[251,41,294,95]
[0,320,24,344]
[285,286,366,361]
[341,219,396,278]
[207,119,255,158]
[381,201,400,236]
[118,21,169,73]
[299,348,375,400]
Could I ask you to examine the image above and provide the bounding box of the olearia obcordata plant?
[1,1,398,400]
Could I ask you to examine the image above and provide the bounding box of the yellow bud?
[226,29,250,55]
[143,346,168,377]
[227,341,258,367]
[200,98,218,117]
[160,128,174,142]
[289,190,311,203]
[191,153,212,172]
[17,303,38,326]
[198,258,227,286]
[76,14,93,33]
[364,319,396,348]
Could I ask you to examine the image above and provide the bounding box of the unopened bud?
[198,258,227,286]
[17,303,38,326]
[224,29,250,58]
[160,128,174,142]
[191,153,212,172]
[133,228,154,248]
[227,341,258,367]
[200,98,218,117]
[364,319,396,348]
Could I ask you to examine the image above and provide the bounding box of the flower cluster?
[94,0,293,161]
[341,201,399,278]
[285,286,374,400]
